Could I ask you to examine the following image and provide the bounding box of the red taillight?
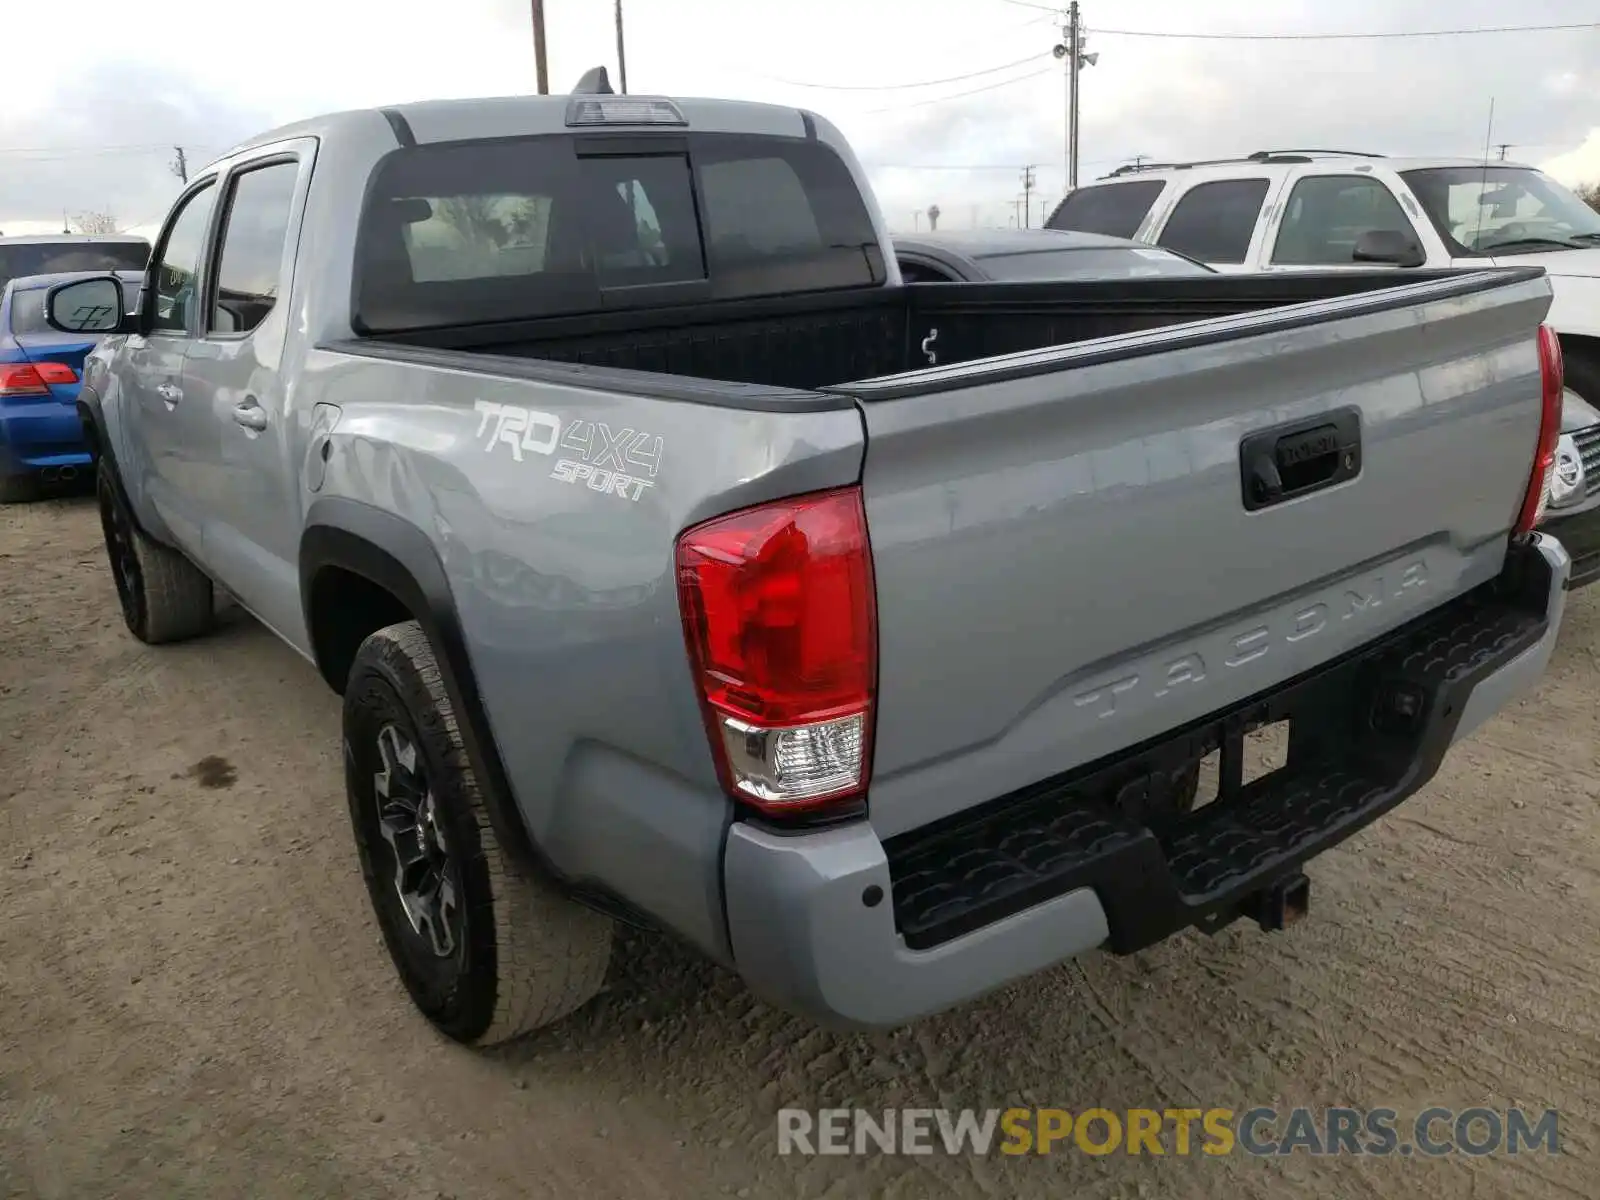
[35,362,78,385]
[0,361,78,396]
[1515,325,1564,535]
[676,486,877,816]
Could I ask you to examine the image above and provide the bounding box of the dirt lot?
[2,493,1598,1199]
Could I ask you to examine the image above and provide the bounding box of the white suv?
[1048,148,1600,585]
[1045,150,1600,408]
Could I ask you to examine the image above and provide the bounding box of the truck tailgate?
[837,270,1554,838]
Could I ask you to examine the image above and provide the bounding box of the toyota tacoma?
[49,73,1571,1045]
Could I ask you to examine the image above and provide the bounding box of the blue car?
[0,267,145,501]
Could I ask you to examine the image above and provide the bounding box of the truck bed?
[355,269,1495,395]
[326,263,1557,848]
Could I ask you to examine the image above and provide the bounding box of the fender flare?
[299,497,545,876]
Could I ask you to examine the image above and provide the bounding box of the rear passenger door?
[181,143,314,645]
[1151,177,1277,274]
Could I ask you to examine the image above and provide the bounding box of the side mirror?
[388,197,434,224]
[44,275,130,334]
[1352,229,1426,268]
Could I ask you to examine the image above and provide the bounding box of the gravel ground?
[2,492,1598,1199]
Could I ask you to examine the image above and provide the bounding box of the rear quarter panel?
[306,348,865,956]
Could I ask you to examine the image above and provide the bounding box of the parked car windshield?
[977,245,1213,281]
[1400,167,1600,255]
[0,240,149,294]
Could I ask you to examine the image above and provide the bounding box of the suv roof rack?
[1103,157,1236,177]
[1101,147,1387,179]
[1247,148,1386,161]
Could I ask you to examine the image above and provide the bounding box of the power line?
[1089,20,1600,42]
[0,142,203,158]
[748,52,1050,92]
[865,161,1041,170]
[863,66,1055,113]
[863,156,1124,173]
[1002,2,1598,39]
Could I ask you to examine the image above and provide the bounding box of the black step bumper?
[884,536,1567,956]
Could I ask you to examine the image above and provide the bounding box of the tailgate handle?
[1241,407,1361,511]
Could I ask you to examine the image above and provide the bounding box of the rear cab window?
[354,132,886,333]
[1045,179,1167,239]
[1155,179,1271,264]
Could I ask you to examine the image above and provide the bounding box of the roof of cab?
[209,91,821,168]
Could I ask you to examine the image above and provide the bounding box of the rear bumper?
[0,396,90,474]
[723,535,1569,1030]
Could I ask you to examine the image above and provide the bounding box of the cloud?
[0,0,1595,236]
[1541,131,1600,186]
[850,0,1600,229]
[0,63,273,233]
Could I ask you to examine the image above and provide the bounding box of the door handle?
[232,398,268,432]
[1240,407,1361,511]
[157,383,181,404]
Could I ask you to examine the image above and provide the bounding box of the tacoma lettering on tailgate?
[1073,559,1430,720]
[472,401,664,502]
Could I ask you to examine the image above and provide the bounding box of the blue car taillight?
[0,361,78,397]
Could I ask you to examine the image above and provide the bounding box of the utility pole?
[1055,4,1098,191]
[171,146,188,184]
[927,203,941,231]
[532,0,550,94]
[1067,3,1079,190]
[614,0,629,93]
[1020,165,1037,229]
[1495,142,1513,161]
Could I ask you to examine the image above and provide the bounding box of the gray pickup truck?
[48,78,1572,1048]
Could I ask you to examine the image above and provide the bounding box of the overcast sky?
[2,0,1596,237]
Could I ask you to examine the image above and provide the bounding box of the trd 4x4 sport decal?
[472,400,664,503]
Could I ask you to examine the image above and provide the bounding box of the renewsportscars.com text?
[776,1106,1561,1157]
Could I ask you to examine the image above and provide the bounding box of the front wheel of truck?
[343,620,614,1046]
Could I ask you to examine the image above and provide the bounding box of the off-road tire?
[0,472,38,504]
[96,459,213,644]
[344,620,613,1046]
